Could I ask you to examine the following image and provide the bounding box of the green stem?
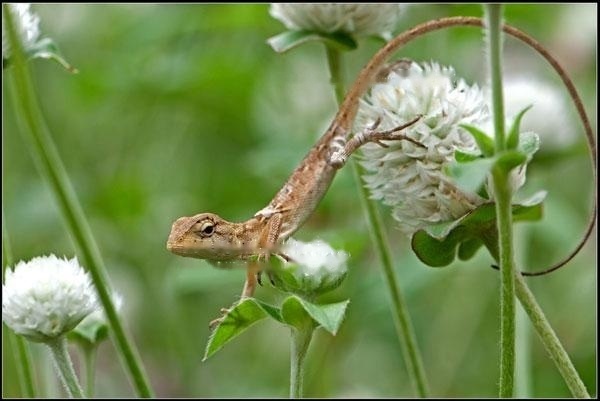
[46,337,85,398]
[290,327,313,398]
[3,213,37,398]
[82,345,97,398]
[3,5,154,397]
[485,4,515,397]
[324,45,429,397]
[515,276,590,398]
[486,4,506,151]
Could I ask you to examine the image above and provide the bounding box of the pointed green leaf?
[454,149,481,163]
[493,150,527,175]
[69,321,109,346]
[203,298,282,360]
[27,38,78,73]
[506,105,533,150]
[460,124,495,156]
[267,30,357,53]
[445,157,495,194]
[282,296,349,335]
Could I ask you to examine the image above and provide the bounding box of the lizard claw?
[209,307,231,330]
[257,271,263,286]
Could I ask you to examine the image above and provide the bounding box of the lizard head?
[166,212,251,260]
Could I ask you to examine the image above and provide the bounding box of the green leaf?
[445,157,495,195]
[267,30,357,53]
[457,237,484,260]
[282,296,349,335]
[26,38,78,73]
[460,124,495,157]
[411,192,546,267]
[454,149,481,163]
[203,298,282,360]
[493,150,527,175]
[506,105,533,150]
[69,321,109,346]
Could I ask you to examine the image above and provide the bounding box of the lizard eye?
[194,221,215,237]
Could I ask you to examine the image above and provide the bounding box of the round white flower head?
[356,61,491,234]
[269,3,404,39]
[503,76,572,148]
[274,238,348,296]
[2,3,41,59]
[2,255,99,342]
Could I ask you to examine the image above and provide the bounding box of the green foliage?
[411,191,546,267]
[3,37,76,73]
[268,30,357,53]
[204,296,348,360]
[2,4,595,398]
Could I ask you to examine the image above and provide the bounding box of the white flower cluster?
[357,61,491,234]
[277,238,348,295]
[2,255,99,342]
[2,3,40,59]
[269,3,404,39]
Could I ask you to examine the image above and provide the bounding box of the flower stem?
[3,5,154,398]
[81,345,97,398]
[485,4,516,397]
[46,337,85,398]
[324,45,429,397]
[290,327,313,398]
[514,275,590,398]
[3,212,37,398]
[486,4,506,152]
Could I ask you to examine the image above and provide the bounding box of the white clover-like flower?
[503,76,573,148]
[269,3,404,39]
[2,255,99,342]
[2,3,41,59]
[275,238,348,295]
[356,61,491,234]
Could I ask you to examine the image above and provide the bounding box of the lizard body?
[167,27,421,297]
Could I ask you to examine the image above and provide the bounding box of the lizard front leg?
[329,115,423,169]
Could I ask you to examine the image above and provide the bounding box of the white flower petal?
[356,61,491,234]
[2,254,99,342]
[269,3,404,38]
[2,3,41,59]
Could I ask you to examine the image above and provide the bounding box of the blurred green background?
[2,4,596,398]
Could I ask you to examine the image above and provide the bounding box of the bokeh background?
[2,4,596,398]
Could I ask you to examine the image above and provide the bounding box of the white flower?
[2,255,99,342]
[503,77,572,148]
[2,3,41,59]
[274,238,348,295]
[269,3,404,39]
[356,61,491,234]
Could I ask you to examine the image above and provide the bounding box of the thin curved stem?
[515,275,590,398]
[3,5,154,397]
[324,45,429,397]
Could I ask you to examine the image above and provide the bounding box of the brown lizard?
[166,31,426,299]
[166,16,597,321]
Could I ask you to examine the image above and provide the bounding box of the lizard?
[166,16,596,308]
[166,38,424,300]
